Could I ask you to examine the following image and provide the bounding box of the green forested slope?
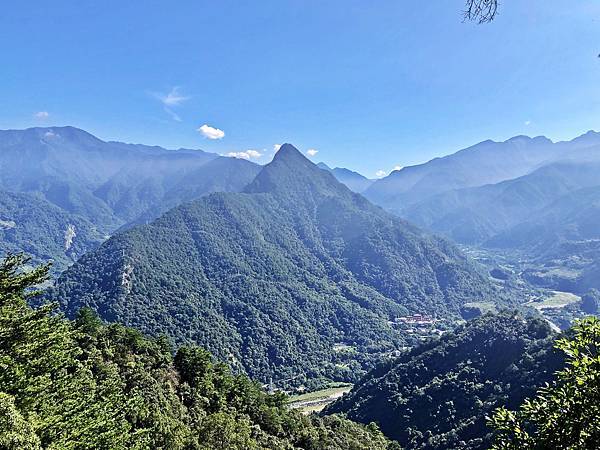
[0,254,396,450]
[0,190,103,272]
[326,313,563,449]
[49,144,506,385]
[489,317,600,449]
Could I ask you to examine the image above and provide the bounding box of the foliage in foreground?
[0,254,394,450]
[489,316,600,449]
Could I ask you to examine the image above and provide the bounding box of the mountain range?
[364,131,600,212]
[47,144,506,385]
[0,126,379,271]
[4,125,599,297]
[364,131,600,294]
[404,160,600,247]
[0,126,260,269]
[2,124,598,447]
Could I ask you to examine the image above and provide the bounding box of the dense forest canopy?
[0,254,397,450]
[489,316,600,449]
[325,313,565,449]
[3,253,599,449]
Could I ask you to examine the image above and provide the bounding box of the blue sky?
[1,1,599,177]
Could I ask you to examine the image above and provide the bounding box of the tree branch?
[464,0,499,23]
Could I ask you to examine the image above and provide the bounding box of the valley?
[463,245,595,330]
[3,1,600,448]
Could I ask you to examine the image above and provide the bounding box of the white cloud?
[35,111,49,119]
[524,120,531,126]
[246,150,262,158]
[227,149,262,160]
[198,124,225,140]
[273,144,282,152]
[376,166,401,178]
[306,148,318,157]
[44,130,59,139]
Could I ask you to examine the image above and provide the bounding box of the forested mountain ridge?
[0,190,103,272]
[365,131,600,213]
[48,144,507,385]
[0,254,396,450]
[0,126,260,268]
[326,313,563,450]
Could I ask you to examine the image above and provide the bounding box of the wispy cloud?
[151,87,190,121]
[198,124,225,140]
[273,144,282,152]
[393,165,403,171]
[524,120,532,126]
[34,111,49,119]
[306,148,318,157]
[153,87,189,106]
[227,149,262,160]
[165,108,182,122]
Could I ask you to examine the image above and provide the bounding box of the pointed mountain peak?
[273,143,307,161]
[244,143,353,201]
[265,143,319,175]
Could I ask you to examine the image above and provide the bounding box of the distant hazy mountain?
[0,126,260,264]
[404,160,600,245]
[365,131,600,212]
[492,183,600,293]
[317,162,374,193]
[489,184,600,252]
[110,156,262,229]
[49,144,505,384]
[397,144,600,293]
[326,313,562,449]
[0,126,261,227]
